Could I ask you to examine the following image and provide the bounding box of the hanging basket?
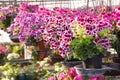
[9,34,19,42]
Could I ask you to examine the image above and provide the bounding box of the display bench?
[75,65,120,77]
[6,59,33,64]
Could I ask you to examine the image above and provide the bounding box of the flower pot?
[113,57,120,63]
[15,74,25,80]
[33,77,39,80]
[118,53,120,58]
[9,34,19,42]
[38,41,46,50]
[16,74,33,80]
[36,49,51,59]
[63,59,82,68]
[84,54,103,68]
[25,75,33,80]
[50,54,64,65]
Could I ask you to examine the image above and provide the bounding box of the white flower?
[7,53,20,60]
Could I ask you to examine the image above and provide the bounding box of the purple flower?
[93,35,100,44]
[19,35,25,42]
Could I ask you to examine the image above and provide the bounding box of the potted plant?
[110,25,120,63]
[69,22,110,68]
[0,5,18,30]
[0,63,20,80]
[70,34,106,68]
[109,6,120,63]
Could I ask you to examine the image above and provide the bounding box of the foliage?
[0,5,18,29]
[0,43,8,64]
[110,22,120,55]
[70,33,106,60]
[0,63,20,79]
[70,28,105,60]
[69,21,109,60]
[0,16,12,29]
[108,6,120,56]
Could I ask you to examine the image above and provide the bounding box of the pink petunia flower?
[48,76,55,80]
[66,67,78,78]
[90,75,104,80]
[57,72,67,80]
[73,74,83,80]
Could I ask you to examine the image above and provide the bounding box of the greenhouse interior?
[0,0,120,80]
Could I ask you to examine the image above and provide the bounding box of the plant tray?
[75,67,106,76]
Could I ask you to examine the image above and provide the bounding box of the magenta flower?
[0,5,18,21]
[48,76,55,80]
[94,35,110,49]
[93,35,100,44]
[66,67,78,78]
[117,20,120,27]
[90,75,104,80]
[73,74,83,80]
[57,72,67,80]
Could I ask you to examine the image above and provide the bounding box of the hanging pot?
[9,34,19,42]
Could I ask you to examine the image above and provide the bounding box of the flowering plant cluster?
[0,43,8,54]
[110,6,120,56]
[48,67,104,80]
[0,5,18,29]
[8,2,120,56]
[8,2,74,56]
[0,5,18,21]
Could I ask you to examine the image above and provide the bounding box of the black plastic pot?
[84,54,103,68]
[15,74,33,80]
[9,34,19,42]
[50,54,64,65]
[113,57,120,63]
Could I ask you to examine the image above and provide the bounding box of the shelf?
[5,59,33,63]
